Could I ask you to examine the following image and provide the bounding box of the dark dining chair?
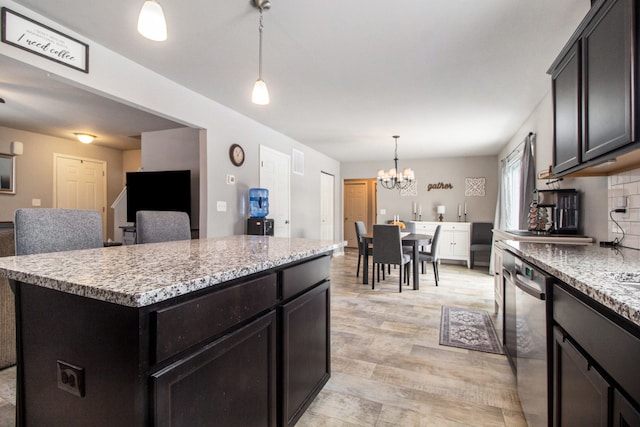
[418,225,442,286]
[136,210,191,244]
[372,224,411,293]
[354,221,372,278]
[14,208,103,255]
[470,222,493,269]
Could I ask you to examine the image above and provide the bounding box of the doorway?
[259,145,291,237]
[343,178,377,248]
[53,153,107,240]
[320,172,335,241]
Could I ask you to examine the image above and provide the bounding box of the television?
[126,170,191,223]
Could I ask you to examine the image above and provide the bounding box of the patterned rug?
[439,306,503,354]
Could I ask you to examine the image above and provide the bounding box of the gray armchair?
[14,208,103,255]
[418,225,442,286]
[136,210,191,244]
[372,224,411,293]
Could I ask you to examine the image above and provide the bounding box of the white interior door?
[259,146,290,237]
[54,154,107,240]
[320,172,334,241]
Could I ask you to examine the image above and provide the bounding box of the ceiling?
[2,0,589,160]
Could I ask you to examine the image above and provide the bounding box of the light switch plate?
[216,201,227,212]
[380,208,387,215]
[31,199,41,206]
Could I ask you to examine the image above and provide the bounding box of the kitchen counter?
[494,229,593,244]
[0,235,345,307]
[2,235,345,426]
[504,241,640,328]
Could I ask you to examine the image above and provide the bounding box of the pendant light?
[251,0,271,105]
[377,135,415,190]
[138,0,168,41]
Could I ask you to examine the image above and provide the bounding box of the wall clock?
[229,143,245,166]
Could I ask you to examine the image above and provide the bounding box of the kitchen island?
[0,235,345,427]
[503,241,640,426]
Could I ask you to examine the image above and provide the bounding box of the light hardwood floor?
[0,249,525,426]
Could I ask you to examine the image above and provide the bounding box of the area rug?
[439,306,503,354]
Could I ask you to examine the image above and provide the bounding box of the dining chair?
[136,210,191,244]
[354,221,372,278]
[418,225,442,286]
[470,222,493,268]
[14,208,104,255]
[372,224,411,293]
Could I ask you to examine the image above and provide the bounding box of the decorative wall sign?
[427,182,453,191]
[1,8,89,73]
[465,177,486,196]
[400,179,417,196]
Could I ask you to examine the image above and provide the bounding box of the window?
[503,148,523,230]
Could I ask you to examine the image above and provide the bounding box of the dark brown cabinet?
[550,0,637,175]
[552,44,581,173]
[552,327,610,427]
[553,283,640,427]
[13,254,332,427]
[281,281,330,426]
[614,390,640,427]
[152,312,278,427]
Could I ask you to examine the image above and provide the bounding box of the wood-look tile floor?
[0,249,526,426]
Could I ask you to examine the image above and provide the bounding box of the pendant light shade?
[251,0,271,105]
[252,79,270,105]
[138,0,167,41]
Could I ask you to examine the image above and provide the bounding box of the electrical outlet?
[57,360,85,397]
[617,196,628,209]
[216,201,227,212]
[380,208,387,215]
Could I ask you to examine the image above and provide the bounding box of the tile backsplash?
[608,168,640,249]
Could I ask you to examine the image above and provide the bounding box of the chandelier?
[377,135,415,190]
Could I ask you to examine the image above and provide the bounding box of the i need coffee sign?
[1,8,89,73]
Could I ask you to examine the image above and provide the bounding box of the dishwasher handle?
[515,273,545,300]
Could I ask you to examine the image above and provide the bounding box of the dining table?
[361,232,432,290]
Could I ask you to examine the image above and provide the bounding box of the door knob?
[285,220,290,224]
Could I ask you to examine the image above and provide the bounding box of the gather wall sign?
[427,182,453,191]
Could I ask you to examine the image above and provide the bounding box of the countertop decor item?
[377,135,415,191]
[437,205,445,222]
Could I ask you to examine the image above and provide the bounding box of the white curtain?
[518,133,536,230]
[489,132,536,275]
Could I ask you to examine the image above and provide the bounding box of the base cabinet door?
[152,311,277,427]
[613,390,640,427]
[553,327,610,427]
[281,281,331,427]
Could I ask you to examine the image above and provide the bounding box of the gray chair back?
[355,221,366,250]
[372,224,403,265]
[471,222,494,246]
[136,210,191,244]
[430,225,442,260]
[14,208,103,255]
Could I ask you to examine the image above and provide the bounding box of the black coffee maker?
[536,189,580,234]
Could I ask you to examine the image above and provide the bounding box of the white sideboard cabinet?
[409,221,471,268]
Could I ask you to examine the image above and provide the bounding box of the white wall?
[0,0,342,242]
[498,90,608,241]
[342,156,498,224]
[0,126,124,239]
[140,127,201,231]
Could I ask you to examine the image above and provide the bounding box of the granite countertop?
[504,241,640,328]
[0,235,345,308]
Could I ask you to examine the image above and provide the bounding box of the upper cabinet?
[549,0,637,176]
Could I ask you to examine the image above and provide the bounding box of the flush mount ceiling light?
[377,135,415,191]
[74,133,96,144]
[251,0,271,105]
[137,0,168,41]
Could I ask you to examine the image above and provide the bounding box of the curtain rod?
[505,132,535,162]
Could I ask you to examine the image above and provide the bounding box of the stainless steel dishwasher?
[513,255,553,427]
